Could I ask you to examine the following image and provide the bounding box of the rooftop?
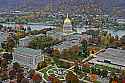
[89,48,125,68]
[14,47,42,57]
[53,39,80,52]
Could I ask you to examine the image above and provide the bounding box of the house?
[13,47,44,69]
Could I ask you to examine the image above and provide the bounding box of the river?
[104,29,125,38]
[0,23,56,31]
[0,23,125,38]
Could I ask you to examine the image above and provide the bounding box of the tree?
[3,53,13,61]
[83,67,90,73]
[66,71,79,83]
[30,30,41,35]
[111,75,118,83]
[120,69,125,79]
[95,68,101,76]
[112,41,121,47]
[91,67,96,74]
[1,42,6,49]
[48,75,62,83]
[9,69,17,80]
[13,62,20,70]
[104,33,111,46]
[0,24,3,30]
[0,59,8,69]
[36,61,47,70]
[30,36,57,50]
[0,70,8,81]
[100,69,108,78]
[90,73,97,82]
[52,48,60,57]
[101,33,112,46]
[17,73,24,83]
[79,40,89,58]
[120,35,125,44]
[62,49,70,58]
[52,77,62,83]
[0,48,5,53]
[6,36,15,53]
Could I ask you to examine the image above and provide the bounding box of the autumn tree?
[13,62,21,70]
[36,61,47,70]
[0,59,8,70]
[52,48,60,57]
[66,71,79,83]
[6,36,16,53]
[90,73,97,82]
[62,49,70,58]
[48,75,62,83]
[120,35,125,44]
[101,33,112,46]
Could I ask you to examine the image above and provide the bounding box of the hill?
[0,0,125,18]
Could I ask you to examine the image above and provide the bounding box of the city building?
[13,47,44,69]
[19,34,44,47]
[0,32,5,47]
[52,39,80,55]
[117,19,125,24]
[46,30,65,41]
[0,32,8,48]
[19,36,32,47]
[89,48,125,69]
[64,33,81,41]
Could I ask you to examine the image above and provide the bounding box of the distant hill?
[0,0,125,18]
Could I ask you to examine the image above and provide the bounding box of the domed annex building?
[63,14,73,34]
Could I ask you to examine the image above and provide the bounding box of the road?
[59,58,74,64]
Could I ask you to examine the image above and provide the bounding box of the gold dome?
[64,14,72,24]
[63,14,73,34]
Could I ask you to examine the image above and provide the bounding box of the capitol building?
[62,14,85,35]
[47,14,81,40]
[63,14,73,34]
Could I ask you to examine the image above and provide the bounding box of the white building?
[53,39,80,54]
[89,48,125,69]
[19,36,32,47]
[117,19,125,24]
[13,47,44,69]
[46,30,65,41]
[19,34,44,47]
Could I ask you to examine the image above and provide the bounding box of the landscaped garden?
[39,64,67,81]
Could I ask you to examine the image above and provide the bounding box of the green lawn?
[39,65,57,80]
[48,69,54,74]
[94,64,120,72]
[39,65,67,81]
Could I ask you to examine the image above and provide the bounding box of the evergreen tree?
[79,40,89,58]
